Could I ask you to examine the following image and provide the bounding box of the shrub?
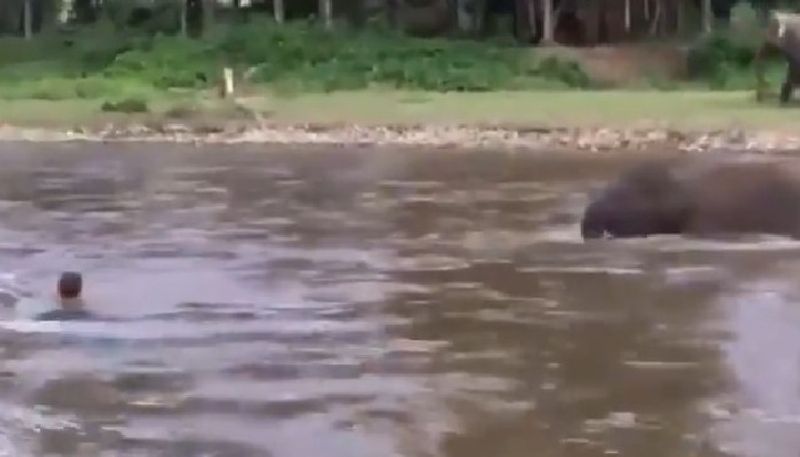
[101,97,149,113]
[686,20,794,91]
[0,19,594,95]
[533,56,591,88]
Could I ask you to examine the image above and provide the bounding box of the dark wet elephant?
[580,159,800,240]
[756,12,800,105]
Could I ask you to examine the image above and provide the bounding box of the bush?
[216,21,537,91]
[0,19,594,95]
[221,21,592,91]
[688,31,756,78]
[104,36,214,89]
[0,76,150,101]
[103,0,183,34]
[533,56,591,88]
[685,22,796,91]
[683,3,792,91]
[101,97,149,113]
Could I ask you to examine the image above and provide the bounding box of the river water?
[0,142,796,456]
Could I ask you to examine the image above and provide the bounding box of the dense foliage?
[0,0,792,96]
[0,18,591,98]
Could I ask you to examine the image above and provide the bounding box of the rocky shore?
[0,121,799,153]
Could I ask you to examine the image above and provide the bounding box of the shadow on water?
[0,142,794,456]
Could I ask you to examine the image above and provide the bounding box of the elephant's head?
[756,11,800,100]
[766,11,800,47]
[581,162,691,240]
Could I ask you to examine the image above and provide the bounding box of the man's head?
[58,272,82,299]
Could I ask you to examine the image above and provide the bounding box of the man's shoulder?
[35,309,93,321]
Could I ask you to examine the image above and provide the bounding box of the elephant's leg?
[780,80,793,104]
[778,64,797,104]
[780,66,795,104]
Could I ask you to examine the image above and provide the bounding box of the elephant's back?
[684,161,800,236]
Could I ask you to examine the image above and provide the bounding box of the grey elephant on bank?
[756,11,800,104]
[580,159,800,240]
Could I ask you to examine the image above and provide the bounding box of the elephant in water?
[580,159,800,240]
[756,11,800,104]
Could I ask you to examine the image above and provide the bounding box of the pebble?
[0,123,798,153]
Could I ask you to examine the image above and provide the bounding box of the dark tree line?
[0,0,794,44]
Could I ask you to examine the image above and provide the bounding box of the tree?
[624,0,631,34]
[0,0,61,38]
[23,0,32,39]
[527,0,537,40]
[274,0,285,23]
[202,0,214,35]
[702,0,712,33]
[319,0,333,29]
[542,0,554,42]
[179,0,188,36]
[72,0,98,23]
[386,0,399,29]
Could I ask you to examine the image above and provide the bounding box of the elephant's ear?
[768,11,800,47]
[772,11,788,41]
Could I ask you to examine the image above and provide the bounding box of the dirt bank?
[537,44,689,87]
[0,121,799,154]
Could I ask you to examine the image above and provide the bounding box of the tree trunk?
[702,0,712,33]
[274,0,285,23]
[232,0,244,22]
[348,0,366,27]
[23,0,33,39]
[446,0,460,35]
[319,0,333,29]
[180,0,188,36]
[466,0,479,34]
[542,0,554,43]
[527,0,537,40]
[624,0,631,34]
[59,0,73,23]
[649,0,662,36]
[202,0,214,36]
[386,0,398,29]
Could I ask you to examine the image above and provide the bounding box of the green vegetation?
[100,97,149,113]
[0,0,794,131]
[0,19,592,106]
[687,26,785,90]
[0,14,787,101]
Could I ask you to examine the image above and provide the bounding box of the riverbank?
[1,90,799,153]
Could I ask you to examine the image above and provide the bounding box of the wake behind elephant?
[581,158,800,240]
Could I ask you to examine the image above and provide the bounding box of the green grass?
[2,90,800,132]
[245,90,800,131]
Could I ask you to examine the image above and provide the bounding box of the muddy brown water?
[0,142,796,457]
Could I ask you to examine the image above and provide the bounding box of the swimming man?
[35,272,92,321]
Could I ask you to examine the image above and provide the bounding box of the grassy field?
[243,90,800,131]
[1,89,799,133]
